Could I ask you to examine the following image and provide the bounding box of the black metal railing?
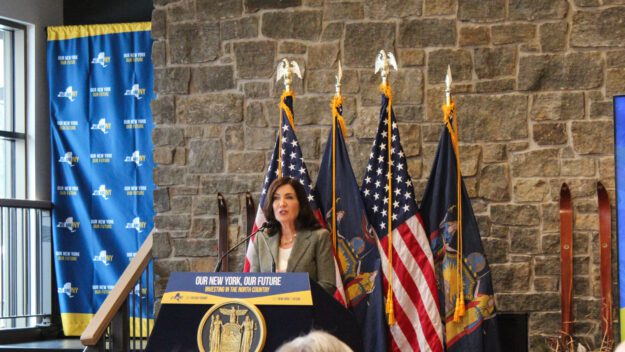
[0,198,52,330]
[82,232,154,352]
[128,265,153,352]
[91,265,153,352]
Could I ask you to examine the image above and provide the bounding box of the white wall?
[0,0,63,200]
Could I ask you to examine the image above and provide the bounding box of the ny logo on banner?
[57,217,80,232]
[58,152,79,167]
[91,118,111,134]
[58,282,78,298]
[125,217,146,233]
[124,150,146,166]
[91,52,110,68]
[93,250,113,266]
[92,185,112,200]
[58,86,78,102]
[124,84,145,99]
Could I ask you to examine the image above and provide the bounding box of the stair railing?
[81,231,154,352]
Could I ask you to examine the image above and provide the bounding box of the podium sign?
[147,273,362,351]
[162,272,313,305]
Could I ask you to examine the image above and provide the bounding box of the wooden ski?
[597,182,613,347]
[217,192,229,271]
[560,183,573,350]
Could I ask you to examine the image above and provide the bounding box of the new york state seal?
[197,300,266,352]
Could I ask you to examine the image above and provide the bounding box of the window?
[0,19,26,200]
[0,19,47,335]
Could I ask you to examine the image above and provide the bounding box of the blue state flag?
[420,101,501,351]
[316,96,387,352]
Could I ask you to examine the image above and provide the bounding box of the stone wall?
[150,0,621,349]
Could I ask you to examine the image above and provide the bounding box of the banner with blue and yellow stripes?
[47,22,154,336]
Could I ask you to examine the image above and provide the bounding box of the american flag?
[360,87,444,351]
[243,92,346,304]
[243,92,317,269]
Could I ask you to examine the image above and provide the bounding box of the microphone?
[213,221,277,272]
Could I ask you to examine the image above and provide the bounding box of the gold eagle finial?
[276,58,302,92]
[374,50,398,85]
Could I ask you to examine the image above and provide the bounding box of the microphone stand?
[259,232,277,273]
[213,222,272,272]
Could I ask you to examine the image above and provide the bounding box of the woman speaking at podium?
[249,177,336,295]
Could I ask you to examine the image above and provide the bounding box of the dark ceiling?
[64,0,153,25]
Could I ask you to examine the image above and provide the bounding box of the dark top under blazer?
[249,227,336,295]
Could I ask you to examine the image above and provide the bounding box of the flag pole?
[386,78,394,326]
[331,61,343,251]
[443,65,466,322]
[375,50,398,326]
[276,58,301,178]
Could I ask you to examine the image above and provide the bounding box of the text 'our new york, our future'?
[195,275,283,293]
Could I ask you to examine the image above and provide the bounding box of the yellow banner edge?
[47,22,151,41]
[60,313,154,337]
[621,307,625,341]
[60,313,93,336]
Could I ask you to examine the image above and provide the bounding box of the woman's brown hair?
[263,177,321,235]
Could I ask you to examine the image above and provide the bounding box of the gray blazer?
[249,227,336,295]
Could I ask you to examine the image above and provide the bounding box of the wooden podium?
[146,272,362,352]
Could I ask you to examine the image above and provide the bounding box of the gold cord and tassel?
[381,83,396,326]
[331,95,347,139]
[329,95,346,251]
[442,101,465,322]
[277,90,295,178]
